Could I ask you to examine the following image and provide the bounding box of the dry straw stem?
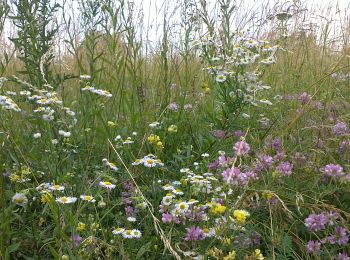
[108,139,181,260]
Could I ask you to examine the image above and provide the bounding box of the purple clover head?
[304,213,327,232]
[168,102,179,111]
[305,240,321,254]
[162,213,173,223]
[333,122,348,136]
[184,226,205,241]
[233,140,250,156]
[276,161,293,176]
[327,226,349,245]
[323,164,344,177]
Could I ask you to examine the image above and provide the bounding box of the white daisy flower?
[162,196,173,206]
[131,229,142,238]
[172,189,184,195]
[33,132,42,139]
[56,196,77,204]
[80,195,96,203]
[127,216,136,222]
[99,181,116,190]
[162,184,174,191]
[12,193,28,206]
[122,229,133,238]
[112,227,125,235]
[175,201,189,214]
[49,184,65,191]
[216,73,227,83]
[143,158,157,167]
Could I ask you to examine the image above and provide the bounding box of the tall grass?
[0,0,350,259]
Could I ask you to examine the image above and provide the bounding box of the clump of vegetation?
[0,0,349,259]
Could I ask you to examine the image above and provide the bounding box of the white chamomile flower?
[175,201,189,214]
[216,73,227,83]
[99,181,116,190]
[162,195,173,206]
[12,193,28,206]
[122,229,133,238]
[49,184,65,191]
[80,195,96,203]
[172,189,184,195]
[149,122,160,128]
[162,184,174,191]
[33,132,41,139]
[112,227,125,235]
[56,196,77,204]
[58,130,71,138]
[143,158,156,167]
[131,229,142,238]
[127,216,136,222]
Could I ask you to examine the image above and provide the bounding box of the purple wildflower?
[222,167,240,185]
[276,161,293,176]
[213,130,225,139]
[327,226,349,245]
[71,235,83,248]
[162,213,173,223]
[168,102,179,111]
[208,160,220,171]
[325,211,338,225]
[259,154,274,170]
[233,140,250,156]
[338,252,350,260]
[304,213,328,231]
[305,240,321,254]
[333,122,348,136]
[323,164,344,177]
[184,104,192,111]
[298,92,311,105]
[184,226,205,241]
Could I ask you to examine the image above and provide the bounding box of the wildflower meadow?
[0,0,349,259]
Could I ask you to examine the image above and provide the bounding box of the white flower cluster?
[81,86,112,98]
[0,95,21,112]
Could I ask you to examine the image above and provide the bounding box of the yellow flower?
[207,247,223,259]
[41,192,53,204]
[77,222,86,232]
[222,237,231,245]
[167,125,178,133]
[253,249,265,260]
[233,209,250,223]
[148,134,161,144]
[156,141,164,149]
[107,121,117,127]
[211,204,227,215]
[262,192,273,200]
[223,250,236,260]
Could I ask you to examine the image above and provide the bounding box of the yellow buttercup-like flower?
[233,209,250,223]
